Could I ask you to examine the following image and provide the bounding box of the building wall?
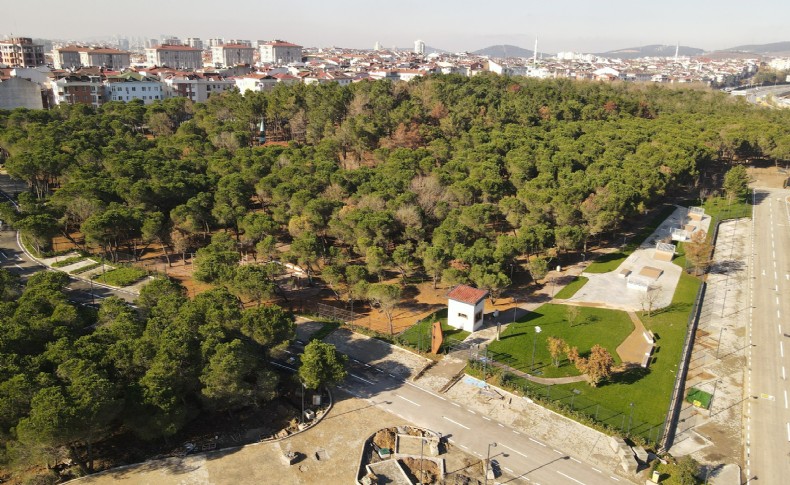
[145,48,202,69]
[260,44,302,64]
[0,38,45,67]
[82,52,131,70]
[0,77,43,110]
[212,46,254,67]
[54,50,82,69]
[107,81,163,104]
[447,299,485,333]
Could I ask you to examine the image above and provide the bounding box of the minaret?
[674,42,679,62]
[533,36,538,66]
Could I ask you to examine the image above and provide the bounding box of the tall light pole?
[419,436,425,484]
[485,442,497,485]
[531,326,542,372]
[627,402,635,435]
[300,381,305,423]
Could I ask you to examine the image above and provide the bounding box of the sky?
[2,0,789,53]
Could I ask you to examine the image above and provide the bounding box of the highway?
[746,188,790,482]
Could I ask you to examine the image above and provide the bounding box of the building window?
[458,313,468,320]
[475,311,483,322]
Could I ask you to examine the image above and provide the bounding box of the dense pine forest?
[1,74,789,480]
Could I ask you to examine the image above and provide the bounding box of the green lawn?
[488,304,633,378]
[398,308,470,353]
[585,205,679,274]
[92,267,147,287]
[479,267,702,443]
[553,276,588,299]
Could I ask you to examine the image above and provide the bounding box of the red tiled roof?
[262,41,301,47]
[447,285,488,305]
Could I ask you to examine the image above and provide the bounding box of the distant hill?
[473,45,535,59]
[596,44,704,59]
[720,41,790,55]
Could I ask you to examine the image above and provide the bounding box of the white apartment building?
[259,41,302,64]
[211,44,255,68]
[0,37,45,68]
[106,72,163,104]
[145,45,203,70]
[163,73,235,102]
[55,46,131,70]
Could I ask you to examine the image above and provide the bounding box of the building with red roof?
[447,284,488,332]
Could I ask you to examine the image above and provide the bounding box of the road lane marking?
[781,341,785,358]
[350,373,376,385]
[474,451,482,457]
[785,390,788,409]
[528,437,546,447]
[553,449,564,455]
[512,430,521,435]
[388,373,396,378]
[570,457,581,463]
[467,409,476,415]
[504,466,514,473]
[498,423,504,427]
[500,443,528,458]
[460,444,468,449]
[610,477,620,482]
[556,471,586,484]
[779,324,783,334]
[14,264,22,269]
[396,395,421,407]
[592,468,602,473]
[779,310,782,319]
[0,251,5,259]
[482,416,491,421]
[442,416,470,429]
[787,423,790,441]
[452,402,461,407]
[778,297,781,305]
[783,366,786,380]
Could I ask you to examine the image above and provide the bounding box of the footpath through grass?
[487,304,633,379]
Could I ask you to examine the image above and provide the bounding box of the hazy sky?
[2,0,788,53]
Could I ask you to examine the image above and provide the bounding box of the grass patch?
[487,304,633,378]
[92,267,147,286]
[585,205,678,274]
[51,255,87,268]
[71,262,102,274]
[310,321,340,341]
[685,388,712,409]
[702,195,751,223]
[397,308,470,353]
[553,276,588,299]
[480,258,702,443]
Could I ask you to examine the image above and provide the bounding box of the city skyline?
[1,0,789,54]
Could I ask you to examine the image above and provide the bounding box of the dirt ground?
[70,392,488,485]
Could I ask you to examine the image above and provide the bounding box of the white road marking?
[557,471,586,484]
[467,409,476,415]
[374,368,383,372]
[504,466,514,473]
[784,390,788,409]
[787,423,790,441]
[442,416,470,430]
[781,341,785,358]
[553,449,564,455]
[570,457,581,463]
[474,451,483,457]
[350,373,375,385]
[482,416,491,421]
[777,297,781,305]
[610,477,620,482]
[779,310,782,319]
[592,468,602,473]
[396,395,421,407]
[500,443,528,458]
[0,251,5,259]
[512,430,521,435]
[762,270,766,276]
[14,264,22,269]
[460,444,468,449]
[498,423,504,427]
[780,324,783,334]
[388,373,396,378]
[528,437,547,447]
[786,274,789,280]
[452,402,461,407]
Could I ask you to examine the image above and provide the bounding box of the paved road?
[0,175,136,306]
[735,85,790,106]
[747,188,790,482]
[273,340,630,484]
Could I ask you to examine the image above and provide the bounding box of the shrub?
[52,255,87,268]
[92,267,147,287]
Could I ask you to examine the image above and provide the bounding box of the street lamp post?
[419,436,425,484]
[627,402,635,435]
[300,381,305,423]
[530,326,542,372]
[485,442,497,485]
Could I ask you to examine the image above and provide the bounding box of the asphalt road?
[272,341,630,484]
[747,188,790,482]
[0,174,136,306]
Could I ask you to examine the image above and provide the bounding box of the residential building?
[0,37,45,68]
[414,39,425,55]
[145,45,203,70]
[55,46,131,70]
[447,285,488,333]
[303,70,352,86]
[235,73,279,93]
[186,37,204,50]
[51,74,105,108]
[163,72,234,102]
[105,71,163,104]
[259,41,302,64]
[211,43,255,68]
[0,77,44,109]
[207,38,224,48]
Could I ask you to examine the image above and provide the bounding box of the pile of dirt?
[400,457,439,484]
[372,428,396,450]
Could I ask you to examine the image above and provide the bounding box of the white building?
[414,39,425,55]
[105,72,163,104]
[447,285,488,333]
[163,73,235,102]
[0,77,44,109]
[186,37,204,50]
[259,41,303,65]
[145,45,203,70]
[212,43,255,68]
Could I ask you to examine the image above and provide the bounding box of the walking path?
[616,312,652,365]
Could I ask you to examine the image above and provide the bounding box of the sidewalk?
[668,218,750,483]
